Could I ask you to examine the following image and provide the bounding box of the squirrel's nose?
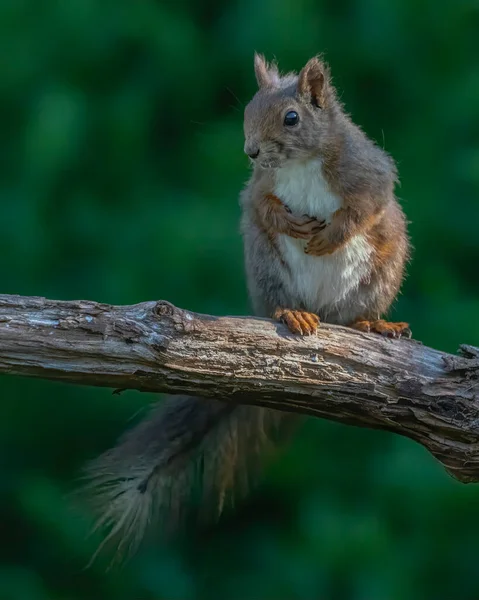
[244,143,260,159]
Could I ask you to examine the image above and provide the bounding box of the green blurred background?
[1,0,479,598]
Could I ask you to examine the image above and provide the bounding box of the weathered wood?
[0,293,478,483]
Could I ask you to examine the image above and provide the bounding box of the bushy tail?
[79,395,295,564]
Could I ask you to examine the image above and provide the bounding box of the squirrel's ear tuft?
[254,53,280,88]
[297,57,330,108]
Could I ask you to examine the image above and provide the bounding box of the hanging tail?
[79,395,295,564]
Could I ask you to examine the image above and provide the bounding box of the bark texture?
[0,294,478,482]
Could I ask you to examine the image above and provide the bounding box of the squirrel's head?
[244,54,337,169]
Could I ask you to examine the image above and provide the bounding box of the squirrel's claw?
[305,233,337,256]
[286,214,326,239]
[274,308,320,336]
[351,319,412,339]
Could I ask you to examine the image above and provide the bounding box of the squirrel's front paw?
[285,213,326,240]
[274,308,320,335]
[305,231,340,256]
[261,194,325,239]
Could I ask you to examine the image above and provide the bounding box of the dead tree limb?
[0,293,478,483]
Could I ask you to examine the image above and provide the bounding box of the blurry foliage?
[0,0,479,598]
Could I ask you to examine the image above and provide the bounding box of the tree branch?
[1,293,478,483]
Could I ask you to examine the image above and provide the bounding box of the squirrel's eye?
[284,111,299,126]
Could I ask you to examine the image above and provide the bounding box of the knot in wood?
[152,300,196,333]
[153,300,176,316]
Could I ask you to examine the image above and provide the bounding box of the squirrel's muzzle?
[244,141,260,159]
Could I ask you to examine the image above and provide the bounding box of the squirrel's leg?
[273,307,320,336]
[351,319,411,339]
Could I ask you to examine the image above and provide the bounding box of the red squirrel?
[81,54,410,563]
[242,54,410,338]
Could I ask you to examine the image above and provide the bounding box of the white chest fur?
[274,159,372,318]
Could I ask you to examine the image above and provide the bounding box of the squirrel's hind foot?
[351,319,411,339]
[274,308,320,336]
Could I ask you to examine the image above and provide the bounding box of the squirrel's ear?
[254,53,280,88]
[297,57,329,108]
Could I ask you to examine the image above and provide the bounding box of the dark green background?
[1,1,479,598]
